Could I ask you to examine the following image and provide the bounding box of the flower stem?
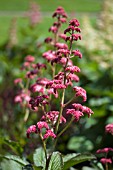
[54,116,74,148]
[39,132,48,163]
[55,88,65,134]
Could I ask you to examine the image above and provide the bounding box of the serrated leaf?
[63,153,96,170]
[33,147,46,168]
[0,155,28,166]
[48,152,63,170]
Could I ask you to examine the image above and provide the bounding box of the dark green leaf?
[48,152,63,170]
[63,153,96,170]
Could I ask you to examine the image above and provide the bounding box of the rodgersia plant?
[14,7,96,170]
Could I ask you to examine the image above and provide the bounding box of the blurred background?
[0,0,113,167]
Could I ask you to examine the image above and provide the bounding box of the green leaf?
[63,153,96,170]
[48,152,63,170]
[0,155,28,166]
[33,147,46,168]
[1,159,23,170]
[4,139,23,155]
[67,136,94,152]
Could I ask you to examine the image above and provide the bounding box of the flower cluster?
[105,123,113,135]
[15,7,94,157]
[96,147,113,165]
[26,121,56,139]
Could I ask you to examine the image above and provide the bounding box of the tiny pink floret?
[43,130,56,139]
[37,121,49,130]
[105,123,113,135]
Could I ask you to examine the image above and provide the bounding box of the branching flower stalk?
[15,7,94,167]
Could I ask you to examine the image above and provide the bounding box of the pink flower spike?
[100,158,112,164]
[26,125,37,138]
[43,130,56,139]
[37,121,49,130]
[73,86,87,102]
[105,123,113,135]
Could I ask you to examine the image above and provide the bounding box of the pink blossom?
[26,125,37,138]
[47,88,58,98]
[52,6,67,18]
[96,148,113,154]
[43,50,56,62]
[72,49,82,59]
[49,26,58,33]
[82,106,94,118]
[69,18,80,27]
[14,90,31,104]
[64,26,81,34]
[30,83,44,93]
[60,57,73,66]
[55,43,68,49]
[57,49,70,56]
[43,130,56,139]
[29,95,49,110]
[60,18,67,23]
[105,123,113,135]
[25,55,35,62]
[100,158,112,164]
[37,121,49,130]
[66,109,84,121]
[66,66,81,73]
[72,103,83,110]
[44,37,53,43]
[23,62,31,68]
[14,95,22,103]
[73,86,87,102]
[59,33,67,40]
[36,78,49,85]
[72,34,82,41]
[74,27,81,32]
[51,84,66,89]
[54,72,64,80]
[67,73,79,82]
[14,78,22,84]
